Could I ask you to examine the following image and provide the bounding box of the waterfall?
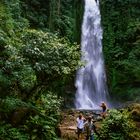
[75,0,109,109]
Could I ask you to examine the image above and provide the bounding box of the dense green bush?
[0,93,62,140]
[24,92,62,140]
[20,30,80,77]
[0,123,29,140]
[98,109,140,140]
[19,29,80,97]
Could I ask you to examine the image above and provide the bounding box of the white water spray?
[75,0,109,109]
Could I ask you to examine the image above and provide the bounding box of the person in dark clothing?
[100,102,107,118]
[84,116,97,140]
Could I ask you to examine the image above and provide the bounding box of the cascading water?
[75,0,109,109]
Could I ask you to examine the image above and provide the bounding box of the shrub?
[0,123,29,140]
[24,92,62,140]
[98,109,140,140]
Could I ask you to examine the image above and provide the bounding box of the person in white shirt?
[76,113,85,140]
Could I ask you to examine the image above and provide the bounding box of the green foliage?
[0,93,62,140]
[0,97,29,113]
[0,2,80,97]
[0,0,34,97]
[0,123,29,140]
[20,0,48,29]
[36,91,62,113]
[100,0,140,101]
[0,0,81,139]
[24,92,62,140]
[98,109,140,140]
[19,29,80,95]
[20,0,83,42]
[0,42,37,97]
[0,0,28,36]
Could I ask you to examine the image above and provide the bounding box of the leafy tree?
[19,29,80,97]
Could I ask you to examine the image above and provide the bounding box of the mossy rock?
[11,107,30,126]
[129,103,140,121]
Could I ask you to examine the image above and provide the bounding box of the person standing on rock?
[100,102,107,118]
[84,116,97,140]
[76,113,85,140]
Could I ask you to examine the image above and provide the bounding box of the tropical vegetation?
[0,0,140,139]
